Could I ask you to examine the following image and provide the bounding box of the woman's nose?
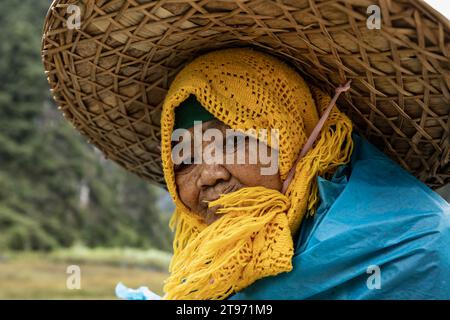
[196,164,231,189]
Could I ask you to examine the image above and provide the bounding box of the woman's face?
[173,120,282,225]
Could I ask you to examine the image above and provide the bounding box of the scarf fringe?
[164,187,290,299]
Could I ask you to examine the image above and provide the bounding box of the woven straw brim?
[42,0,450,189]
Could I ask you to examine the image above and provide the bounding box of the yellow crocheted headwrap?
[160,48,353,299]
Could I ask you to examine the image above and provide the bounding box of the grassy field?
[0,248,171,299]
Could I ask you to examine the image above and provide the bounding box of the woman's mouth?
[201,183,243,223]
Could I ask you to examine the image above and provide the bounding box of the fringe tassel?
[163,187,290,300]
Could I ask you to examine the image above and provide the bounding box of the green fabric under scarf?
[174,95,216,130]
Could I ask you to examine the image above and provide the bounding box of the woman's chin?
[203,208,221,225]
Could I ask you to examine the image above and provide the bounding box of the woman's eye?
[225,135,249,153]
[175,163,189,172]
[225,136,239,153]
[174,158,195,172]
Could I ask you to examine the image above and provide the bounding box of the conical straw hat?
[41,0,450,189]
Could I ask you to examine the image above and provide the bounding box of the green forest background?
[0,0,174,254]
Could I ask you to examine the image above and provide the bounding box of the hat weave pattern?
[42,0,450,188]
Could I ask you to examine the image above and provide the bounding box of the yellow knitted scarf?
[160,48,353,300]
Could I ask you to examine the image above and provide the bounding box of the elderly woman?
[42,0,450,300]
[159,48,450,300]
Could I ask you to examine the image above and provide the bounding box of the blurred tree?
[0,0,173,252]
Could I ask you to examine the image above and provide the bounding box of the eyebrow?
[199,119,223,131]
[171,119,221,158]
[172,120,224,144]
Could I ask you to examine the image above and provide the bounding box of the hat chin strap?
[282,80,352,194]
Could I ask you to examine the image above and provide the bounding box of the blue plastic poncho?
[117,133,450,300]
[230,132,450,300]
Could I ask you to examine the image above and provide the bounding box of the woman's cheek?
[175,172,200,211]
[226,163,281,191]
[175,174,191,207]
[225,163,260,186]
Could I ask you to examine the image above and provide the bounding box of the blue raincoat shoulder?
[230,132,450,300]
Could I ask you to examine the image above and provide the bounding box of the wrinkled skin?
[173,120,282,225]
